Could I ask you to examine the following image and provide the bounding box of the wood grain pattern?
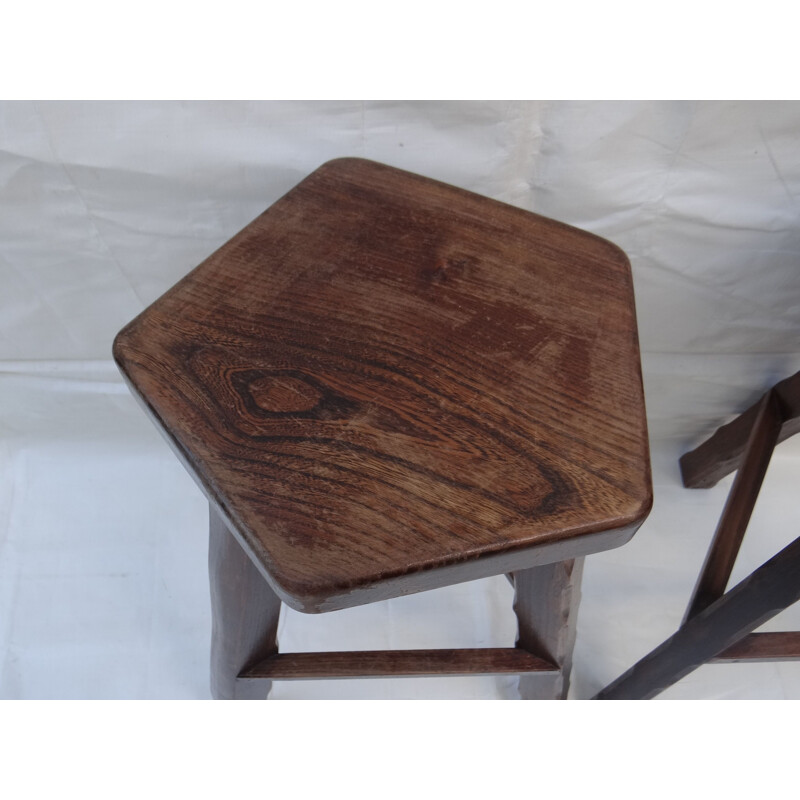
[209,506,281,699]
[114,157,652,613]
[512,558,584,699]
[241,648,557,680]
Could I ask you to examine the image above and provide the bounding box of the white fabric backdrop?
[1,100,799,698]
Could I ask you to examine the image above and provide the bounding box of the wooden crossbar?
[241,648,558,681]
[712,632,800,663]
[595,535,800,699]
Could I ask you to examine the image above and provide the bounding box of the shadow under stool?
[113,158,652,699]
[597,371,800,699]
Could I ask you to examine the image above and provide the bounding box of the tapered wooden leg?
[682,391,781,622]
[208,506,282,700]
[511,558,584,699]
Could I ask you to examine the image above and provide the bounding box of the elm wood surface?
[242,648,558,680]
[209,507,280,700]
[680,371,800,490]
[595,534,800,700]
[512,558,584,699]
[113,157,652,613]
[682,392,782,623]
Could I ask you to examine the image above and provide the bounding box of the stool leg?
[511,558,584,699]
[208,506,281,700]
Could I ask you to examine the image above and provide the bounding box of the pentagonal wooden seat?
[114,158,652,698]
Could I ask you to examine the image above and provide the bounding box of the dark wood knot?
[248,375,321,413]
[231,369,360,420]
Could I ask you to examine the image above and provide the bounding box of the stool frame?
[210,505,584,699]
[596,372,800,700]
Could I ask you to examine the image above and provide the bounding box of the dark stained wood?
[597,371,800,700]
[512,558,584,699]
[241,648,557,680]
[114,157,652,613]
[595,534,800,700]
[209,506,282,700]
[680,371,800,489]
[712,632,800,663]
[682,392,782,623]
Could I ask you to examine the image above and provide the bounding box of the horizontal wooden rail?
[241,648,558,681]
[712,632,800,663]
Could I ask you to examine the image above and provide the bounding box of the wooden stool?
[113,158,652,699]
[597,372,800,699]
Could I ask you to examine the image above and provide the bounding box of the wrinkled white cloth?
[1,101,799,698]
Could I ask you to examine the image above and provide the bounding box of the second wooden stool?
[597,371,800,699]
